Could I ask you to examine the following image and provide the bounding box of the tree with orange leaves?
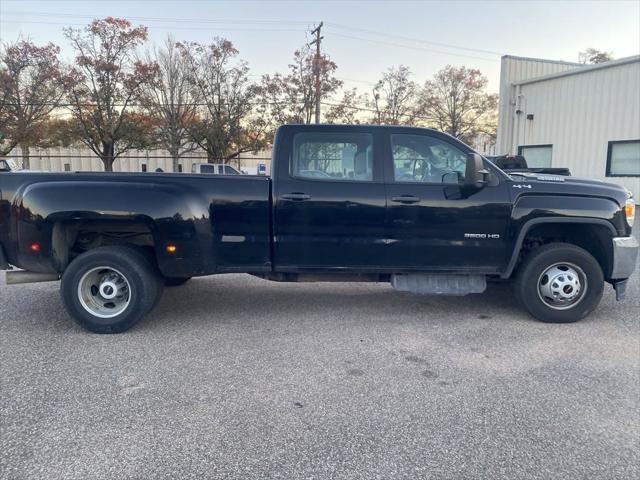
[0,40,70,167]
[64,17,158,171]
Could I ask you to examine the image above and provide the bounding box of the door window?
[391,134,468,184]
[292,132,373,182]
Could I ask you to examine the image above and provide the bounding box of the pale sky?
[1,0,639,94]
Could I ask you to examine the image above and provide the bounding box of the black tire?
[514,242,604,323]
[164,276,191,287]
[61,246,164,333]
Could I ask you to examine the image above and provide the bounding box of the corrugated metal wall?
[6,147,273,175]
[496,56,584,154]
[514,60,640,198]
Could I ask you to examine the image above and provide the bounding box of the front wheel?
[515,242,604,323]
[61,246,164,333]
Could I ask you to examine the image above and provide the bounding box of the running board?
[391,274,486,296]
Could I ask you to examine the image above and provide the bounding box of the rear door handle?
[282,193,311,201]
[391,195,420,204]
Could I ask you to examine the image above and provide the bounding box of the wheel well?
[516,223,613,279]
[52,220,156,272]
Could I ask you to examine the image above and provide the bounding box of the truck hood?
[509,172,631,206]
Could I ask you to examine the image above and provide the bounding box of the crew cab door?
[273,126,386,270]
[383,131,512,272]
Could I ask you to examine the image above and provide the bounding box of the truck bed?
[0,171,272,276]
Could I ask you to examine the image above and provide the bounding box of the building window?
[141,163,147,172]
[518,144,552,168]
[607,140,640,177]
[64,163,71,172]
[178,164,183,173]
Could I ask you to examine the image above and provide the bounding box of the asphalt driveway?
[1,252,638,479]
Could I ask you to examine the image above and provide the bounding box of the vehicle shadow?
[136,275,529,332]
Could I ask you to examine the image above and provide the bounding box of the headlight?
[624,196,635,228]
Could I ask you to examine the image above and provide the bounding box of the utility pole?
[309,22,323,124]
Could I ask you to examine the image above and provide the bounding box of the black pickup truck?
[0,125,637,333]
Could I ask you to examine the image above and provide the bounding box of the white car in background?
[191,163,242,175]
[0,159,20,172]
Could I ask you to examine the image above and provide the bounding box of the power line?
[4,10,505,59]
[1,11,314,25]
[325,22,503,57]
[320,101,434,122]
[327,31,497,62]
[0,19,307,32]
[2,100,433,122]
[336,76,377,86]
[0,101,314,107]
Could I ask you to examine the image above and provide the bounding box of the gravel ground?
[1,250,638,479]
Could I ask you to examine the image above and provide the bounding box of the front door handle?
[391,195,420,204]
[282,193,311,201]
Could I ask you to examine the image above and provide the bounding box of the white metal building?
[496,55,640,199]
[4,146,272,175]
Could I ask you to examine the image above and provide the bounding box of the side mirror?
[464,153,490,192]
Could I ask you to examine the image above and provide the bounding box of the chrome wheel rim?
[77,267,131,318]
[537,262,587,310]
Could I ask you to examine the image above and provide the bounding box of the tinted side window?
[292,132,373,182]
[391,134,467,184]
[200,164,216,174]
[224,165,239,174]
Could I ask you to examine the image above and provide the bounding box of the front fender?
[501,195,621,278]
[13,180,212,276]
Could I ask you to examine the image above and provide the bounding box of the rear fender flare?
[15,180,212,275]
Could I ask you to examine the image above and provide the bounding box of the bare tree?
[0,40,69,166]
[420,65,498,144]
[325,88,367,124]
[179,38,268,165]
[579,48,613,64]
[64,17,158,171]
[258,44,342,128]
[139,37,198,172]
[370,65,421,125]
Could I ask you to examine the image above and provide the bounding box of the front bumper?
[611,236,639,279]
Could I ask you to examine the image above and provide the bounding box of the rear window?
[292,132,373,182]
